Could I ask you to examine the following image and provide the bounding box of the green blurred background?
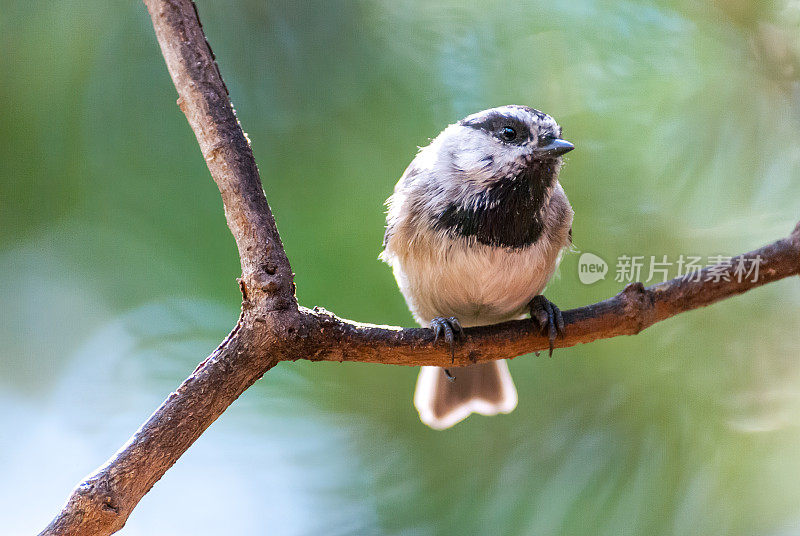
[2,0,800,534]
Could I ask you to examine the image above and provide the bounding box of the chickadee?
[380,105,574,430]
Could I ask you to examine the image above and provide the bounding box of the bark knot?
[621,282,656,334]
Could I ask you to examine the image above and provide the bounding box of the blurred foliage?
[1,0,800,534]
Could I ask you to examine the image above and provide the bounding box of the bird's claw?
[529,295,565,357]
[430,316,463,364]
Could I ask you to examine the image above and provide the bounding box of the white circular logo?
[578,252,608,285]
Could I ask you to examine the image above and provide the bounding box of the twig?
[38,1,800,534]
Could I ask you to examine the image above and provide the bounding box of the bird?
[380,105,574,430]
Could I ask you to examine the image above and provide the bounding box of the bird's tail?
[413,360,518,430]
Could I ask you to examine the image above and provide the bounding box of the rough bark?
[38,1,800,535]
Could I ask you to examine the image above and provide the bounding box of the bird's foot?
[430,316,463,365]
[529,295,565,357]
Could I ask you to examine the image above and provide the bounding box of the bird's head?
[390,105,574,249]
[409,105,573,209]
[440,105,573,185]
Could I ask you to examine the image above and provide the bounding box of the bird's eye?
[499,126,517,141]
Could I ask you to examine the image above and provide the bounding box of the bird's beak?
[533,138,574,157]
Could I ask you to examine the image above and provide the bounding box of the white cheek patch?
[449,129,527,183]
[452,145,492,174]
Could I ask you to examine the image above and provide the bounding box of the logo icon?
[578,252,608,285]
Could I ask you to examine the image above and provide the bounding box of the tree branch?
[39,1,800,535]
[39,1,300,534]
[145,0,296,312]
[299,223,800,366]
